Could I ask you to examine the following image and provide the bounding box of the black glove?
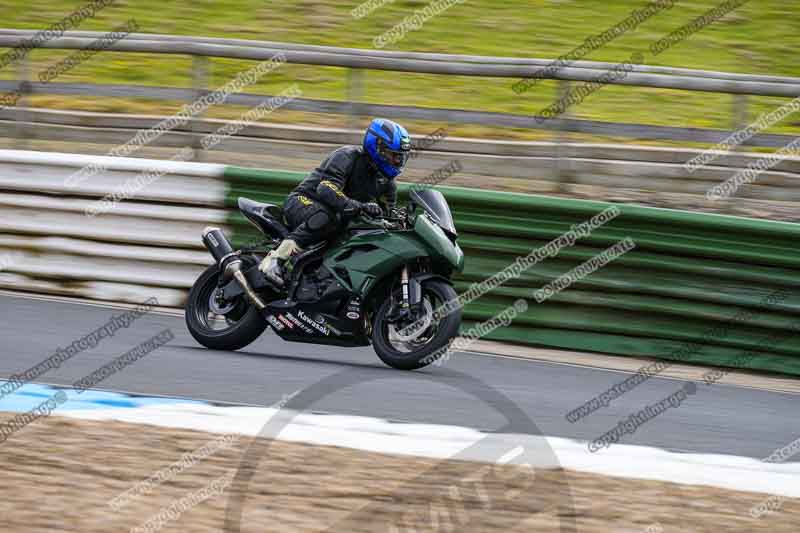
[343,199,362,217]
[361,202,383,217]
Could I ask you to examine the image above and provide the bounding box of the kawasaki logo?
[298,310,330,336]
[285,313,314,335]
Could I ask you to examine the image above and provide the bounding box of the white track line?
[59,402,800,499]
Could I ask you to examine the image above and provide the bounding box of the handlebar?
[357,212,407,230]
[359,214,394,227]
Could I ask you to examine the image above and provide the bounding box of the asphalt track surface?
[1,293,796,459]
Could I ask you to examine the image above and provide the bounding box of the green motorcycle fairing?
[322,213,464,298]
[413,213,465,273]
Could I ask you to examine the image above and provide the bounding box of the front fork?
[401,266,410,311]
[392,266,423,320]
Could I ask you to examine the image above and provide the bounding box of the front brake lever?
[361,216,396,230]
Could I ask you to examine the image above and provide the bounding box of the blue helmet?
[363,118,411,179]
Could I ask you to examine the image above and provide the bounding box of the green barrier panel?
[460,286,799,333]
[460,321,800,376]
[456,255,800,314]
[461,295,800,358]
[224,166,800,376]
[457,236,800,288]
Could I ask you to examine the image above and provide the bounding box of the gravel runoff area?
[0,413,797,532]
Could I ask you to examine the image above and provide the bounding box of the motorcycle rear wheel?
[185,264,267,351]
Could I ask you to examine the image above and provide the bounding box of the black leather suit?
[285,146,397,247]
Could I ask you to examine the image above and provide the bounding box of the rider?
[259,118,411,286]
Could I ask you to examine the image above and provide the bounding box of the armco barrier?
[226,166,800,377]
[0,150,228,306]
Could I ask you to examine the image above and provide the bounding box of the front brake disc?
[388,299,434,343]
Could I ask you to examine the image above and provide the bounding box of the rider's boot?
[259,239,302,287]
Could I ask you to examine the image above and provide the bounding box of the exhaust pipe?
[202,227,266,310]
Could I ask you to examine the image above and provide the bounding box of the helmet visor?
[378,141,409,170]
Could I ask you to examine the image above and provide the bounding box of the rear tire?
[185,264,267,351]
[372,280,461,370]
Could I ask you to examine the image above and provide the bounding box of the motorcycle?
[185,188,465,370]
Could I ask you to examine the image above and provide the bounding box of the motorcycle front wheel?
[372,279,462,370]
[185,264,267,351]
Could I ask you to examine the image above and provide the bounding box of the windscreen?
[410,188,456,236]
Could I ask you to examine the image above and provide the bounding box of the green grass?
[1,0,799,143]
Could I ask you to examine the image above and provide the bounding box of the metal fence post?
[732,94,749,139]
[346,67,365,131]
[190,55,210,160]
[555,79,573,194]
[722,94,750,213]
[14,55,31,149]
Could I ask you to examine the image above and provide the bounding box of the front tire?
[185,264,267,351]
[372,280,462,370]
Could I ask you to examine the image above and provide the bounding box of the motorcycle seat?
[238,197,289,240]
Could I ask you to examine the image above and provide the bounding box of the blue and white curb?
[0,381,203,412]
[1,380,799,500]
